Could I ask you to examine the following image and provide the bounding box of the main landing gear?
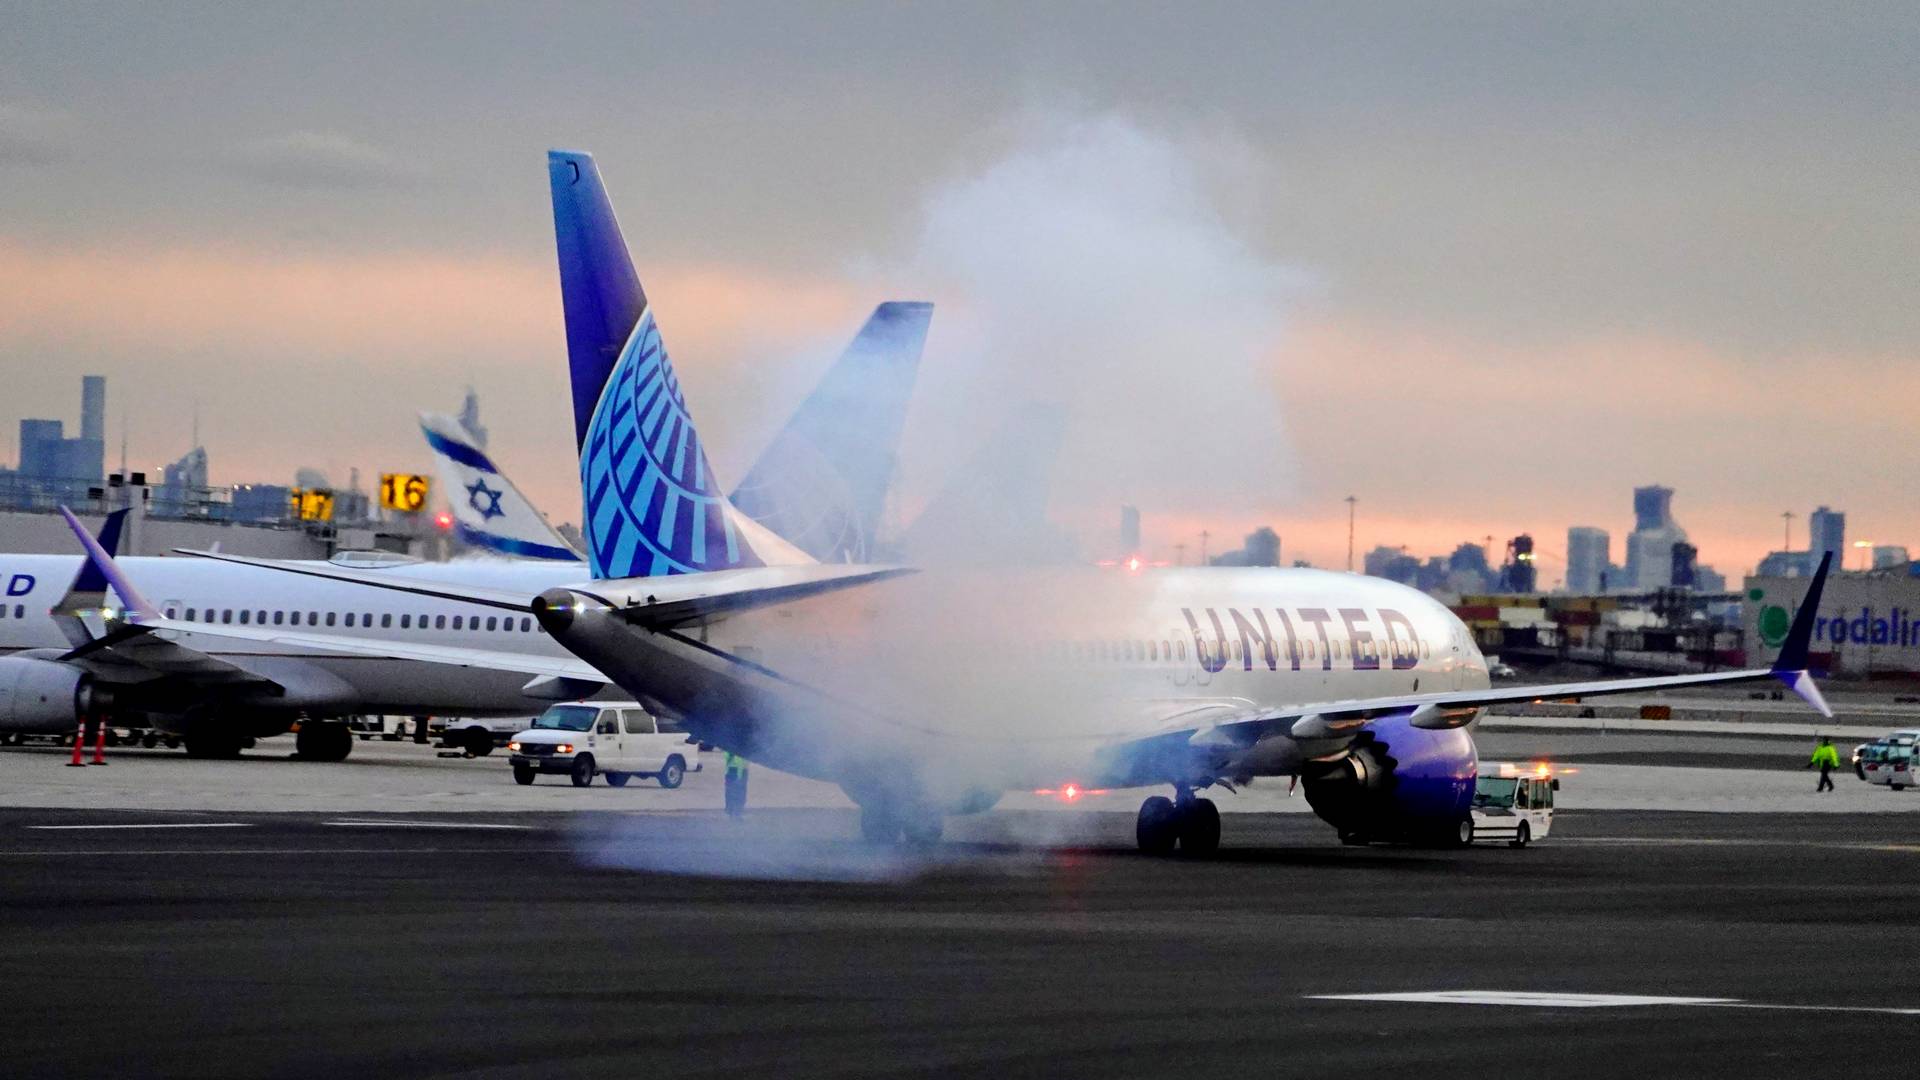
[858,799,944,847]
[1136,787,1220,857]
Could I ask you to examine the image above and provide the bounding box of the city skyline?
[2,5,1913,576]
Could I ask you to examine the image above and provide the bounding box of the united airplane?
[159,150,1839,852]
[0,193,931,758]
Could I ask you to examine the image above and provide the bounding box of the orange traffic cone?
[90,716,108,766]
[67,723,86,767]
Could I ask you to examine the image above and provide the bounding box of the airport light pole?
[1344,495,1357,572]
[1781,511,1795,554]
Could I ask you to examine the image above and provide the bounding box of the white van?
[1469,766,1558,847]
[507,702,701,789]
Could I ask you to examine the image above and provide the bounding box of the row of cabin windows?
[162,607,537,634]
[1042,637,1432,665]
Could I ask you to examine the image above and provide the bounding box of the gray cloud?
[231,131,417,190]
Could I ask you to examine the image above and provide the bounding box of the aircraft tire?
[183,730,244,759]
[900,806,944,847]
[461,727,494,757]
[1136,796,1178,855]
[295,722,353,763]
[1177,798,1220,857]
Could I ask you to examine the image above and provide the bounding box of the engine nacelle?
[1301,712,1477,842]
[0,656,97,733]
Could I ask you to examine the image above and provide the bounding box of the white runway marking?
[323,820,534,830]
[1312,990,1920,1016]
[25,822,252,831]
[1313,991,1736,1008]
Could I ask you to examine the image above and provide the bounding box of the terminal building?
[1745,562,1920,677]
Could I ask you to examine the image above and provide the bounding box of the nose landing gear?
[858,798,945,847]
[1136,787,1220,857]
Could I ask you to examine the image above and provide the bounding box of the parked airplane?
[0,247,930,758]
[162,150,1838,852]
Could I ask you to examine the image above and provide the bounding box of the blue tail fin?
[551,150,765,580]
[728,301,932,562]
[550,150,647,453]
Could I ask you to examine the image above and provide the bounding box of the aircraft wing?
[174,548,914,630]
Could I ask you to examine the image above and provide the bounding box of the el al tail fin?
[729,301,933,562]
[550,149,766,580]
[1770,551,1834,718]
[419,412,580,562]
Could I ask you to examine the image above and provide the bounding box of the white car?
[507,702,702,789]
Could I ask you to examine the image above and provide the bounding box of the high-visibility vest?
[725,753,747,777]
[1811,745,1840,768]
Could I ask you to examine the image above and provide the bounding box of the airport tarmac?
[5,722,1917,815]
[2,805,1915,1079]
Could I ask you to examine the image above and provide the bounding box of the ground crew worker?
[723,751,749,817]
[1808,736,1841,793]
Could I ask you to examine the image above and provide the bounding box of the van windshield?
[532,706,596,732]
[1473,776,1517,808]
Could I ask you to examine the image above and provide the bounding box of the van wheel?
[570,755,595,787]
[512,763,536,786]
[1454,818,1475,847]
[658,757,686,789]
[604,772,629,787]
[1509,821,1531,849]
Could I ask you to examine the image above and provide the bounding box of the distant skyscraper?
[1118,504,1140,556]
[1565,526,1610,594]
[18,419,62,479]
[1211,526,1281,568]
[457,387,487,449]
[1808,506,1845,569]
[1624,484,1688,589]
[1756,550,1810,578]
[16,377,106,485]
[1243,527,1280,568]
[80,375,105,442]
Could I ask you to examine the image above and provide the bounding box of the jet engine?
[1300,711,1477,844]
[0,656,102,734]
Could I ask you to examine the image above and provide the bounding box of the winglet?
[1770,551,1833,718]
[64,508,128,598]
[58,506,156,622]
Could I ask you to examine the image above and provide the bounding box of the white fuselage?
[0,554,588,723]
[554,565,1490,803]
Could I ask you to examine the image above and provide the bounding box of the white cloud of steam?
[887,112,1311,556]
